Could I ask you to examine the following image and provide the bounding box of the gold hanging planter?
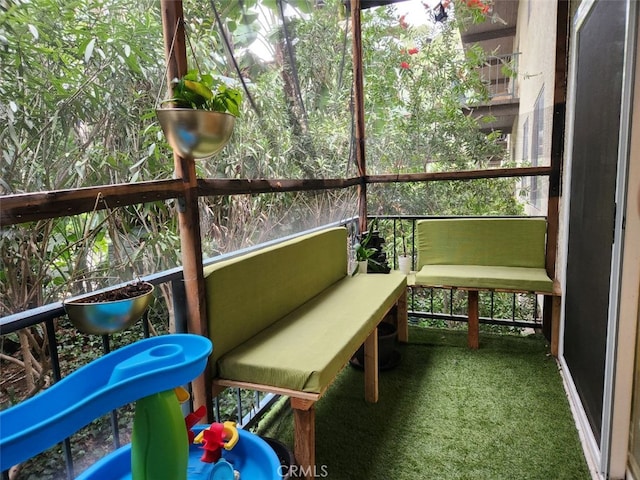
[64,282,155,335]
[156,108,235,160]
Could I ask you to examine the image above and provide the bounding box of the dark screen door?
[563,0,626,444]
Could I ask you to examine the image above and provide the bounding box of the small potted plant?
[156,69,243,160]
[398,235,412,275]
[361,219,391,274]
[64,281,154,335]
[353,223,377,275]
[353,237,376,274]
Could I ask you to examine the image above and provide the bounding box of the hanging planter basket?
[156,108,235,160]
[63,281,155,335]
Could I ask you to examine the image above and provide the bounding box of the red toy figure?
[196,421,239,464]
[200,423,226,463]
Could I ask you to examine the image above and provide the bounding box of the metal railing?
[481,52,520,100]
[374,215,544,330]
[0,215,543,479]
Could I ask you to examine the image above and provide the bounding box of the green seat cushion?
[204,227,348,377]
[217,272,407,393]
[416,218,548,270]
[415,264,553,293]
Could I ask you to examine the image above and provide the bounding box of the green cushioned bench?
[413,218,557,349]
[203,227,407,478]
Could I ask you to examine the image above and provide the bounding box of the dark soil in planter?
[73,282,153,303]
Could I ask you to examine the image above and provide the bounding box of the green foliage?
[1,0,520,284]
[353,242,376,262]
[164,69,243,116]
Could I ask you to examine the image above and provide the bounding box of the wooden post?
[350,0,367,234]
[468,290,479,349]
[291,398,316,480]
[543,0,569,352]
[396,291,409,343]
[364,326,379,403]
[160,0,212,420]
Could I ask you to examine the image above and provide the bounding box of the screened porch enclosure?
[3,0,639,479]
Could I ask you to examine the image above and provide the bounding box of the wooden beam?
[350,0,367,234]
[1,167,554,227]
[213,378,321,402]
[368,165,553,184]
[0,179,183,226]
[468,290,480,349]
[197,177,360,196]
[396,290,408,343]
[461,26,517,44]
[160,0,212,422]
[160,0,188,85]
[542,0,569,348]
[292,401,316,480]
[364,326,379,403]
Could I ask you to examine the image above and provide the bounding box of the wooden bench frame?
[411,217,561,354]
[211,290,408,479]
[408,280,561,352]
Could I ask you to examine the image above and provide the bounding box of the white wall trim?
[608,1,640,476]
[559,356,602,479]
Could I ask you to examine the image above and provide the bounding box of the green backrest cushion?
[203,227,348,376]
[416,218,548,269]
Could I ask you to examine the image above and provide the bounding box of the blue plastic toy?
[78,425,280,480]
[0,334,281,480]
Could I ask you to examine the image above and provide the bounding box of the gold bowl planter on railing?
[64,282,154,335]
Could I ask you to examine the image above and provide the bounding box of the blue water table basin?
[0,334,281,480]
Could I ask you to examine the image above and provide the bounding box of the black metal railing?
[371,215,545,330]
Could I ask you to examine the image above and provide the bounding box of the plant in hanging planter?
[62,195,155,335]
[156,69,243,160]
[164,70,242,115]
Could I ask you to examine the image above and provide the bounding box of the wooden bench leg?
[468,290,479,349]
[364,327,379,403]
[549,295,561,357]
[396,289,409,343]
[291,398,315,480]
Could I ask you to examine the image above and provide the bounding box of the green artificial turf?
[255,327,592,479]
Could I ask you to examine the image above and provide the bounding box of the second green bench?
[412,217,557,349]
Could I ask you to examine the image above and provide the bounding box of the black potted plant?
[359,219,391,274]
[353,234,377,274]
[350,315,401,371]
